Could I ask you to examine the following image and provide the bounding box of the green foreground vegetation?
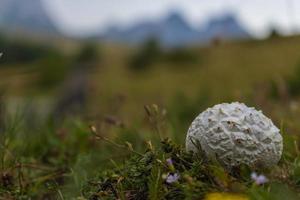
[1,104,300,199]
[1,34,300,199]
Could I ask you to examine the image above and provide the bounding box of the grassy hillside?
[86,36,300,139]
[1,35,300,199]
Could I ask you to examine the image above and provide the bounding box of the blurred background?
[3,1,300,198]
[1,0,300,139]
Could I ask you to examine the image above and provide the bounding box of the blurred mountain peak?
[206,12,240,27]
[164,11,185,23]
[100,11,251,47]
[202,12,251,40]
[0,0,58,35]
[163,11,193,31]
[0,1,250,45]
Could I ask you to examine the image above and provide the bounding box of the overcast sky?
[43,0,300,37]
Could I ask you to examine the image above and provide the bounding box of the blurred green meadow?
[1,33,300,199]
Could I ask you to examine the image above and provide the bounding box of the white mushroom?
[186,102,283,168]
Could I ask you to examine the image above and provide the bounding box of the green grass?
[1,35,300,199]
[0,103,300,199]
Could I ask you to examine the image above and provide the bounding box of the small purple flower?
[251,172,268,185]
[256,175,268,185]
[166,173,180,183]
[166,158,173,165]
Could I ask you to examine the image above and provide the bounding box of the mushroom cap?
[186,102,283,168]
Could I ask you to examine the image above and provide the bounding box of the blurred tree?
[287,63,300,96]
[129,38,162,71]
[53,68,89,120]
[129,39,200,71]
[38,54,70,89]
[52,43,100,120]
[163,48,199,65]
[75,43,99,65]
[268,27,282,39]
[0,34,58,65]
[0,90,5,133]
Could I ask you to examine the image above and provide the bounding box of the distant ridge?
[200,13,251,41]
[0,0,58,35]
[0,1,250,46]
[99,11,251,47]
